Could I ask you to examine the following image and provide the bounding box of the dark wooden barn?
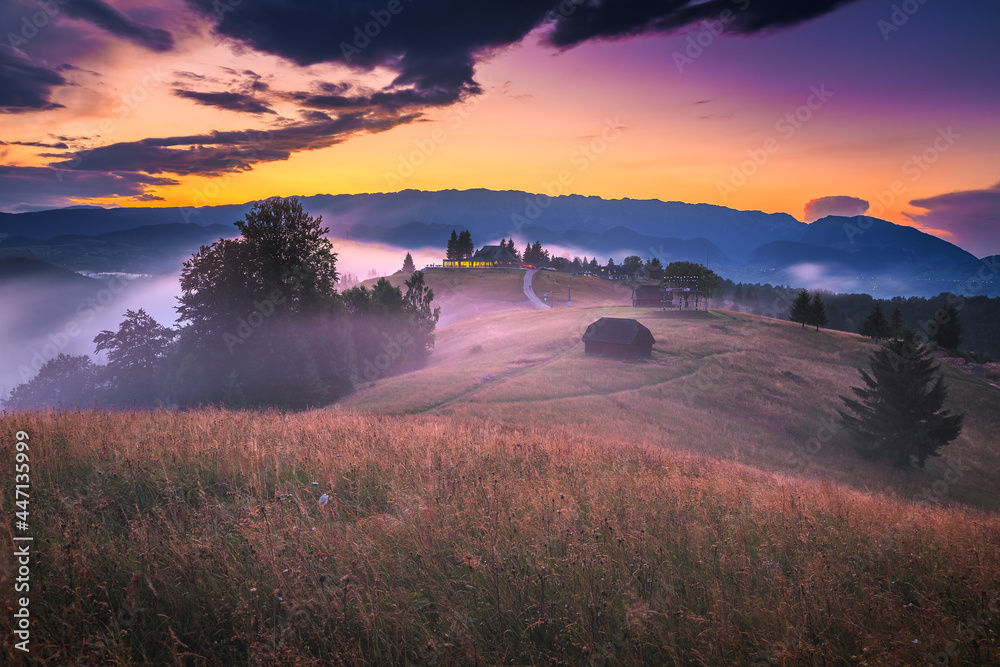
[632,285,664,307]
[582,317,655,358]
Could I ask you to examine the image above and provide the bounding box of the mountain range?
[1,189,995,296]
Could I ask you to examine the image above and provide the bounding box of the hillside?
[342,288,1000,510]
[2,272,999,664]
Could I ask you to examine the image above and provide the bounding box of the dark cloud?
[0,166,178,212]
[804,195,869,222]
[185,0,860,113]
[545,0,861,48]
[906,183,1000,258]
[61,0,174,52]
[0,139,70,149]
[0,46,66,113]
[46,112,419,176]
[173,89,276,115]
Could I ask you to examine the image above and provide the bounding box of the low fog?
[1,240,444,395]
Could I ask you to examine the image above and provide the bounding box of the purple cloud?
[0,46,66,113]
[61,0,174,52]
[173,89,276,115]
[804,195,869,222]
[906,183,1000,258]
[0,166,178,212]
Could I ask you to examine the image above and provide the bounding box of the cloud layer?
[804,195,869,222]
[906,183,1000,258]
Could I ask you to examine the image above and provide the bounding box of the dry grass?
[2,409,999,665]
[345,306,1000,510]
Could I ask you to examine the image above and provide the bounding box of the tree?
[505,239,520,259]
[446,230,459,261]
[809,294,829,331]
[4,354,97,409]
[789,289,812,328]
[931,304,963,352]
[457,230,474,259]
[858,303,891,342]
[174,196,351,408]
[622,255,643,278]
[644,258,664,280]
[663,261,722,309]
[403,270,441,356]
[889,306,904,340]
[94,308,176,405]
[401,252,416,273]
[838,339,964,468]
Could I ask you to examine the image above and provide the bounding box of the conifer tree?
[889,306,904,339]
[858,302,891,341]
[809,294,829,331]
[401,252,416,273]
[446,230,458,260]
[838,339,964,468]
[931,304,963,352]
[789,289,812,328]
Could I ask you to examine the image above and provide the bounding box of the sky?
[1,0,998,257]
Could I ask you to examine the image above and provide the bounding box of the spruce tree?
[838,339,964,468]
[457,230,474,259]
[789,289,812,328]
[446,230,458,260]
[858,302,891,341]
[889,306,904,340]
[932,304,963,352]
[809,294,829,331]
[401,252,416,273]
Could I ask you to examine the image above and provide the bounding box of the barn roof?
[472,245,519,262]
[582,317,655,346]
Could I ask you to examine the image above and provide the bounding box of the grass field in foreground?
[342,304,1000,511]
[2,409,998,665]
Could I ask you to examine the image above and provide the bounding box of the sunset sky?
[1,0,998,255]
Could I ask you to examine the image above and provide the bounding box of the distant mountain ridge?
[0,189,991,296]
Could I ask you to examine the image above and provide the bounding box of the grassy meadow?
[2,270,999,664]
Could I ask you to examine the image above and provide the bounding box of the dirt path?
[522,268,550,310]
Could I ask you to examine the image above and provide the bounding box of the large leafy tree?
[838,339,964,468]
[4,354,97,409]
[622,255,643,277]
[94,308,176,405]
[663,261,721,308]
[789,289,811,328]
[173,197,350,408]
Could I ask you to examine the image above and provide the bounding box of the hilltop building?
[443,245,520,269]
[582,317,655,358]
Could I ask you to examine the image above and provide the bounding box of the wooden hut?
[632,285,664,307]
[582,317,655,358]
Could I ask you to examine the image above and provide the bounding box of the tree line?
[6,198,440,410]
